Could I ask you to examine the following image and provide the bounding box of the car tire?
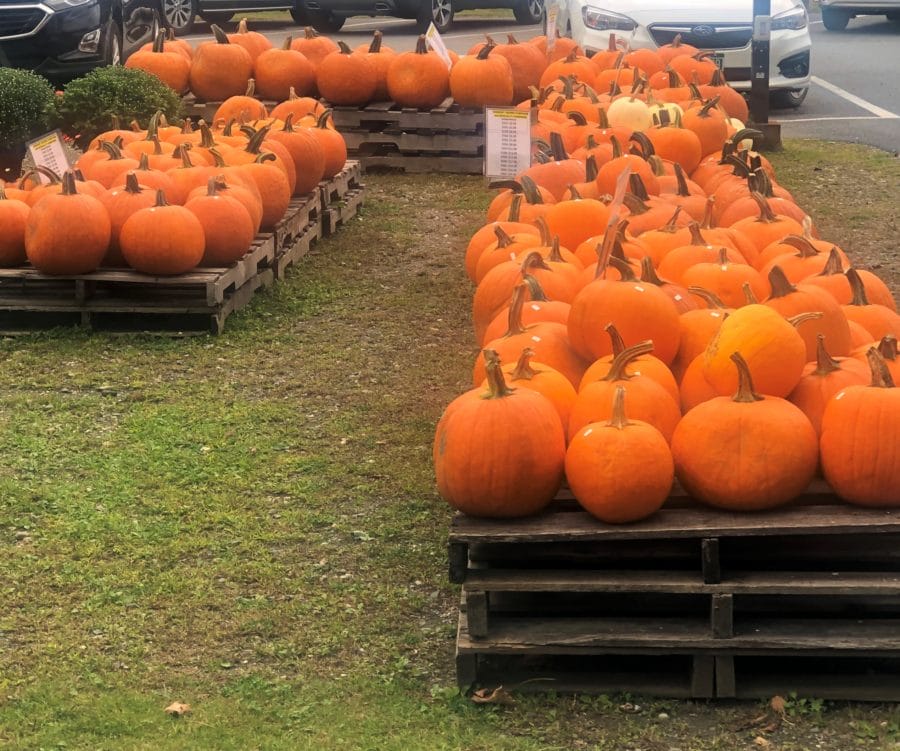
[416,0,453,33]
[200,11,234,23]
[770,87,808,109]
[290,2,309,23]
[821,7,850,30]
[308,10,344,32]
[103,17,123,67]
[163,0,197,34]
[513,0,544,24]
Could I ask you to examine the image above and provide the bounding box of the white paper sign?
[753,15,772,40]
[545,2,560,53]
[484,107,532,179]
[26,130,71,183]
[425,23,453,69]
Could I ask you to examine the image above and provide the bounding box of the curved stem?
[846,267,870,306]
[687,285,727,309]
[767,265,797,299]
[607,385,631,430]
[818,247,845,276]
[605,323,626,356]
[787,311,824,328]
[603,341,655,382]
[865,347,896,389]
[730,352,764,403]
[511,347,538,380]
[521,274,550,302]
[812,334,842,376]
[482,349,516,398]
[503,284,529,337]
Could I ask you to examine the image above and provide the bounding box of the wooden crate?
[0,235,275,335]
[319,161,364,237]
[330,100,484,175]
[450,481,900,700]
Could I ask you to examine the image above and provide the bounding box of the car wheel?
[103,18,123,67]
[821,7,850,30]
[416,0,453,33]
[163,0,197,34]
[513,0,544,24]
[200,11,234,23]
[770,87,808,109]
[308,10,344,32]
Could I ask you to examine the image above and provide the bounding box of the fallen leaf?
[164,702,191,717]
[770,695,786,715]
[753,736,771,748]
[470,686,514,705]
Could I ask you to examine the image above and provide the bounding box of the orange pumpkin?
[100,172,158,265]
[316,41,378,106]
[450,41,514,107]
[0,185,29,266]
[227,17,272,63]
[254,36,317,101]
[185,178,256,266]
[119,189,205,275]
[386,35,451,109]
[189,25,254,102]
[125,29,190,93]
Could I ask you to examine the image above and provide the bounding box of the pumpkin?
[386,35,450,109]
[290,26,340,70]
[657,223,748,284]
[679,352,720,413]
[804,248,897,311]
[316,40,378,106]
[788,334,870,436]
[567,341,682,443]
[309,110,348,179]
[473,225,543,284]
[703,303,808,398]
[434,349,565,518]
[25,172,110,275]
[81,141,140,189]
[114,153,181,204]
[125,29,190,93]
[681,97,729,156]
[450,42,514,107]
[566,386,673,523]
[232,152,292,229]
[520,132,586,202]
[254,36,317,101]
[100,172,158,265]
[186,175,262,235]
[265,114,326,196]
[495,34,547,103]
[189,25,254,102]
[119,189,204,275]
[269,87,327,122]
[0,185,29,266]
[357,30,395,102]
[841,268,900,341]
[673,352,818,510]
[678,247,766,309]
[481,273,571,346]
[543,195,610,258]
[185,178,256,266]
[212,79,268,127]
[728,192,804,259]
[227,17,272,62]
[820,348,900,507]
[485,347,577,429]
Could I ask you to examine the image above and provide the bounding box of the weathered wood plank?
[712,594,734,638]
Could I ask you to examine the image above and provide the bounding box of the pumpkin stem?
[673,163,692,198]
[152,188,168,207]
[730,352,764,403]
[567,183,583,200]
[414,34,428,54]
[605,323,626,356]
[206,177,220,197]
[494,226,514,248]
[742,282,759,305]
[607,386,631,430]
[548,236,565,263]
[522,274,550,302]
[337,40,352,54]
[511,347,538,380]
[787,311,824,328]
[60,171,78,196]
[211,24,230,44]
[700,197,716,229]
[778,234,820,259]
[687,286,727,309]
[628,173,650,202]
[846,267,870,306]
[518,175,544,205]
[687,222,708,246]
[811,334,842,376]
[639,256,671,288]
[138,152,151,170]
[877,335,898,363]
[120,171,141,195]
[476,40,496,59]
[767,265,797,299]
[368,29,383,53]
[750,192,779,223]
[507,193,523,222]
[534,215,552,246]
[603,341,655,382]
[237,17,249,33]
[818,247,845,276]
[520,251,551,275]
[151,28,166,53]
[608,254,636,282]
[661,205,683,232]
[502,284,530,337]
[865,347,896,389]
[482,350,517,399]
[629,131,655,158]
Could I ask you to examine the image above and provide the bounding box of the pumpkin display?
[820,348,900,507]
[672,352,819,510]
[566,386,673,523]
[434,349,565,518]
[189,25,254,102]
[841,268,900,341]
[119,189,205,275]
[25,172,110,275]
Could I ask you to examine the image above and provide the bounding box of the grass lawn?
[0,140,899,750]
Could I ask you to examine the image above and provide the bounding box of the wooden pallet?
[450,481,900,700]
[319,162,364,237]
[0,236,275,335]
[360,154,483,174]
[329,99,483,133]
[273,192,321,254]
[273,216,322,280]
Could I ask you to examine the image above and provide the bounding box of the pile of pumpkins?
[124,20,749,120]
[0,103,347,275]
[434,85,900,522]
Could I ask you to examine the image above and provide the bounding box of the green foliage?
[0,68,56,150]
[55,66,182,145]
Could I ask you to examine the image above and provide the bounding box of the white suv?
[556,0,812,108]
[819,0,900,30]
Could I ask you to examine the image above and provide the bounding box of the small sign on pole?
[545,2,559,53]
[425,22,453,69]
[26,130,71,183]
[484,107,532,180]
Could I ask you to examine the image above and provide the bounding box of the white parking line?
[781,115,884,123]
[811,76,900,119]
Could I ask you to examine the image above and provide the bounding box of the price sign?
[425,22,453,69]
[484,107,532,180]
[545,2,559,54]
[26,130,71,183]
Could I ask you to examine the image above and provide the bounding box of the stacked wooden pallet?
[330,100,483,175]
[0,163,364,335]
[450,481,900,701]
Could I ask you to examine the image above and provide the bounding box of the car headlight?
[771,6,807,29]
[44,0,94,8]
[581,6,637,31]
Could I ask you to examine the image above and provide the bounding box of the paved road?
[185,12,900,151]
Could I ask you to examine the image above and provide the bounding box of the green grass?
[0,145,898,749]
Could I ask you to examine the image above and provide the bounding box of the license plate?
[709,52,725,70]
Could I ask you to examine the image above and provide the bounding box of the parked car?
[818,0,900,30]
[293,0,544,34]
[161,0,306,34]
[0,0,163,84]
[556,0,811,108]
